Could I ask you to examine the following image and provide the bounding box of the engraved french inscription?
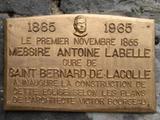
[4,14,156,112]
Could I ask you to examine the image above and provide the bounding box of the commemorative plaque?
[4,14,156,112]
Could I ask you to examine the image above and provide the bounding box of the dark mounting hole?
[8,11,15,17]
[155,36,160,45]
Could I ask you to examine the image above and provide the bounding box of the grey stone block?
[0,0,53,16]
[5,112,90,120]
[0,14,9,89]
[0,14,9,120]
[60,0,160,20]
[60,0,115,14]
[87,113,160,120]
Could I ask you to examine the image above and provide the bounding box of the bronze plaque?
[4,14,156,112]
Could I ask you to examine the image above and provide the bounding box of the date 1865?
[28,22,56,32]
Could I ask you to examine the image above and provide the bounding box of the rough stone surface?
[88,113,160,120]
[0,0,160,120]
[155,24,160,112]
[0,14,9,88]
[51,0,63,14]
[0,14,9,120]
[60,0,160,21]
[5,112,90,120]
[0,0,53,16]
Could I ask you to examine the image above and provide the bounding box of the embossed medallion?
[4,14,156,112]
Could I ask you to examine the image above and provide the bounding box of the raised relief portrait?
[73,15,88,37]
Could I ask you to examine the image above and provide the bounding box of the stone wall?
[0,0,160,120]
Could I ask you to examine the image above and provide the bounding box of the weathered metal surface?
[4,14,156,112]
